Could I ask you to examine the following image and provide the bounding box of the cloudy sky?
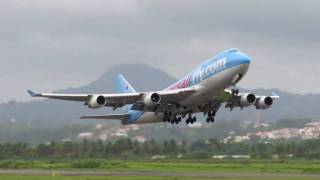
[1,0,319,102]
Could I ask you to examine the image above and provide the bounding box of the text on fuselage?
[170,58,227,89]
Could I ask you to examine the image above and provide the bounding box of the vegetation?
[0,118,313,144]
[0,138,320,160]
[1,176,312,180]
[0,176,318,180]
[0,177,183,180]
[0,159,319,174]
[0,138,320,178]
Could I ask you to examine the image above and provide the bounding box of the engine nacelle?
[88,95,106,109]
[143,93,161,106]
[255,96,273,109]
[240,93,256,107]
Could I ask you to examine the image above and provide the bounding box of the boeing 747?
[28,49,279,125]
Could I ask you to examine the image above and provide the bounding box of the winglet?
[27,89,39,97]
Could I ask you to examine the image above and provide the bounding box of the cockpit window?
[228,49,238,53]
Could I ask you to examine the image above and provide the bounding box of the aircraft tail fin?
[115,74,136,93]
[115,74,137,113]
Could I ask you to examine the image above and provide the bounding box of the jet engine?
[255,96,273,109]
[143,93,161,106]
[88,95,106,109]
[240,93,256,107]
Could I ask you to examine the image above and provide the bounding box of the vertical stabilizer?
[115,75,136,114]
[116,74,136,93]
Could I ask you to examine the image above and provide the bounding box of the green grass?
[0,176,318,180]
[0,176,171,180]
[0,160,319,174]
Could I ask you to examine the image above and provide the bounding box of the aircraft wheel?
[232,89,239,95]
[206,118,210,123]
[192,117,196,123]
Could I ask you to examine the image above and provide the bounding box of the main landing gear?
[186,113,196,124]
[163,112,197,125]
[163,112,182,124]
[206,111,215,123]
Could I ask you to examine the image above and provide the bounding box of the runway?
[0,169,320,179]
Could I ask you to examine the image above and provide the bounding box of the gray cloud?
[0,0,319,102]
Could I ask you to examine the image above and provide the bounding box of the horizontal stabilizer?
[271,92,280,99]
[80,114,130,120]
[27,89,40,97]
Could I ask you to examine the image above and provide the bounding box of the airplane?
[28,48,279,125]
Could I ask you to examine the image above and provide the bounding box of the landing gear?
[186,113,196,124]
[206,117,215,123]
[163,111,182,124]
[163,112,169,122]
[206,111,216,123]
[177,117,182,124]
[170,116,176,124]
[231,88,239,95]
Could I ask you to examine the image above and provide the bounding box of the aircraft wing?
[212,89,280,110]
[156,88,195,102]
[28,90,141,102]
[216,89,280,101]
[27,87,195,109]
[28,90,89,101]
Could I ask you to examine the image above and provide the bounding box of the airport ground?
[0,160,319,179]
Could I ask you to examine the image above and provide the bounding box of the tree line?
[0,138,320,160]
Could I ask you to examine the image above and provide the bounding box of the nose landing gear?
[231,89,239,95]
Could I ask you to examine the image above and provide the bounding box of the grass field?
[0,175,319,180]
[0,176,249,180]
[0,159,320,174]
[0,160,319,179]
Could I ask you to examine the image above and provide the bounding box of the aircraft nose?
[236,51,251,64]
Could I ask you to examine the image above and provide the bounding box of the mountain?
[0,64,176,128]
[0,63,319,128]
